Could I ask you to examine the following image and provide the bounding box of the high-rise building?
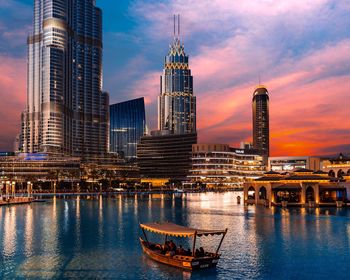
[21,0,109,159]
[158,15,196,134]
[252,85,269,165]
[138,16,197,182]
[110,98,146,161]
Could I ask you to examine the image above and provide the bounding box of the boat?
[139,222,227,270]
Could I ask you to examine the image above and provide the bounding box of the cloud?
[0,0,32,56]
[0,55,26,150]
[1,0,350,157]
[123,0,350,156]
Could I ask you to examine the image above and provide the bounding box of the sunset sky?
[0,0,350,156]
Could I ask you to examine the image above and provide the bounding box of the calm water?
[1,192,350,279]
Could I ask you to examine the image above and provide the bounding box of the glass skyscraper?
[252,85,270,165]
[110,98,146,161]
[21,0,109,159]
[158,20,196,134]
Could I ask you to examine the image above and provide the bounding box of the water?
[0,192,350,279]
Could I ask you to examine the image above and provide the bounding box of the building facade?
[268,156,321,172]
[158,17,196,135]
[110,98,146,161]
[252,85,269,164]
[189,144,265,188]
[321,153,350,178]
[0,153,80,183]
[21,0,109,159]
[137,131,197,181]
[244,169,350,207]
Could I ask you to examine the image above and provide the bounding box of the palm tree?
[103,169,116,190]
[89,169,100,191]
[48,169,60,193]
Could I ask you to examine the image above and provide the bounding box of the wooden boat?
[140,222,227,270]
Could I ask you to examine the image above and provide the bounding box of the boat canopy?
[140,222,227,237]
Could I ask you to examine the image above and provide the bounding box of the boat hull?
[140,238,220,270]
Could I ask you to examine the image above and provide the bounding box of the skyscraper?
[21,0,109,159]
[138,15,197,182]
[252,85,269,165]
[110,98,146,161]
[158,15,196,134]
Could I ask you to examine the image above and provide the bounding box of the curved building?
[21,0,108,159]
[158,18,196,134]
[252,85,269,164]
[189,144,265,188]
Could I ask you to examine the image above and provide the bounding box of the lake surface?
[1,192,350,279]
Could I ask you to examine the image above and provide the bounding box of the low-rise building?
[243,169,350,207]
[0,153,140,190]
[137,131,197,184]
[188,144,265,188]
[0,153,81,183]
[268,156,321,172]
[321,153,350,178]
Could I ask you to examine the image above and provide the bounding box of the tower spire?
[178,14,180,38]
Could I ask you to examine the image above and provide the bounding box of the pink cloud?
[0,55,26,149]
[127,0,350,156]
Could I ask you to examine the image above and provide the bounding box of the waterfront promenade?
[0,197,33,206]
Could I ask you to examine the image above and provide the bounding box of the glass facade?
[158,36,196,134]
[252,86,269,165]
[110,98,146,161]
[21,0,108,159]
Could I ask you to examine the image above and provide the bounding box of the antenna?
[258,74,261,85]
[173,14,176,38]
[178,14,180,38]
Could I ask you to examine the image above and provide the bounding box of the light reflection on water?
[0,192,349,279]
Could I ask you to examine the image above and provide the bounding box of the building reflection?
[134,194,138,216]
[3,207,17,257]
[98,195,104,246]
[75,196,81,250]
[24,205,34,256]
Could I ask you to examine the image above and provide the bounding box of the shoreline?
[28,188,243,197]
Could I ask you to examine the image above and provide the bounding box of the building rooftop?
[293,168,314,173]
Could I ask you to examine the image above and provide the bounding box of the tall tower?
[252,85,269,165]
[158,15,196,134]
[21,0,109,159]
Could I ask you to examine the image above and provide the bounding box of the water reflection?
[75,196,81,250]
[0,192,350,279]
[3,207,16,257]
[24,205,33,256]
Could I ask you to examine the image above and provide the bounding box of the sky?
[0,0,350,156]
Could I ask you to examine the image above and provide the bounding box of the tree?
[89,169,100,191]
[47,169,61,193]
[102,169,116,190]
